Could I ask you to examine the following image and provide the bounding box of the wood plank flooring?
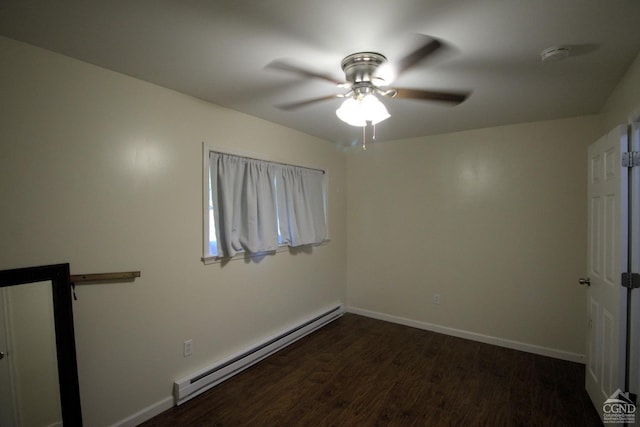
[140,313,602,426]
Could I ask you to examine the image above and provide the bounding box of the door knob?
[0,351,4,360]
[579,277,591,286]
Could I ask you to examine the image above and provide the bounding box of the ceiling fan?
[267,35,470,145]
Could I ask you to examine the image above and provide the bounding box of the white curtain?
[277,166,327,247]
[211,152,279,257]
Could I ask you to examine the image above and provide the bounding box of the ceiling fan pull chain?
[362,126,367,150]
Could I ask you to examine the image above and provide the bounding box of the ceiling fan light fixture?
[336,94,390,127]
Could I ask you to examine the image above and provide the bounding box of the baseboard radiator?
[173,305,344,405]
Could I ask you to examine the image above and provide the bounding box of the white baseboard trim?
[109,396,174,427]
[346,306,585,364]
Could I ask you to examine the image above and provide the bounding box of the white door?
[585,124,629,421]
[0,288,18,426]
[629,118,640,427]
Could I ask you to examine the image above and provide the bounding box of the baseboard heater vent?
[173,305,344,405]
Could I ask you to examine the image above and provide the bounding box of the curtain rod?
[210,150,325,174]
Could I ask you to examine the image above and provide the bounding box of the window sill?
[201,240,329,265]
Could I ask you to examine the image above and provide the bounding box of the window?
[207,169,218,256]
[203,148,327,262]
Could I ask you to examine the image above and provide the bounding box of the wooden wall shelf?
[70,271,141,284]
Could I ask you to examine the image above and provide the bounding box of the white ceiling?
[2,0,640,145]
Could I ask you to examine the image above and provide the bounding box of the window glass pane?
[208,169,218,256]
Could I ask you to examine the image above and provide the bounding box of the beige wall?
[344,50,640,359]
[0,37,347,426]
[346,116,602,357]
[347,47,640,359]
[602,52,640,129]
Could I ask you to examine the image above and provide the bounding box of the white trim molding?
[346,306,585,364]
[109,396,174,427]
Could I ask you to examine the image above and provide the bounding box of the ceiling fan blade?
[393,88,469,104]
[372,35,445,85]
[276,94,341,110]
[392,36,444,77]
[266,60,344,85]
[396,36,443,74]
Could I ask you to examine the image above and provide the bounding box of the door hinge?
[621,151,640,167]
[621,272,640,289]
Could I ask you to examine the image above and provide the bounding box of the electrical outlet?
[183,339,193,357]
[433,293,441,305]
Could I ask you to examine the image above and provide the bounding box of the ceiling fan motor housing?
[341,52,387,84]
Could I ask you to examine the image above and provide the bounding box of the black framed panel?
[0,263,83,426]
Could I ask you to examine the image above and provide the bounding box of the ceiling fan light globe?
[336,95,390,127]
[361,94,390,124]
[336,97,367,126]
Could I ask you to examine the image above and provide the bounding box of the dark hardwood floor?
[140,313,602,426]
